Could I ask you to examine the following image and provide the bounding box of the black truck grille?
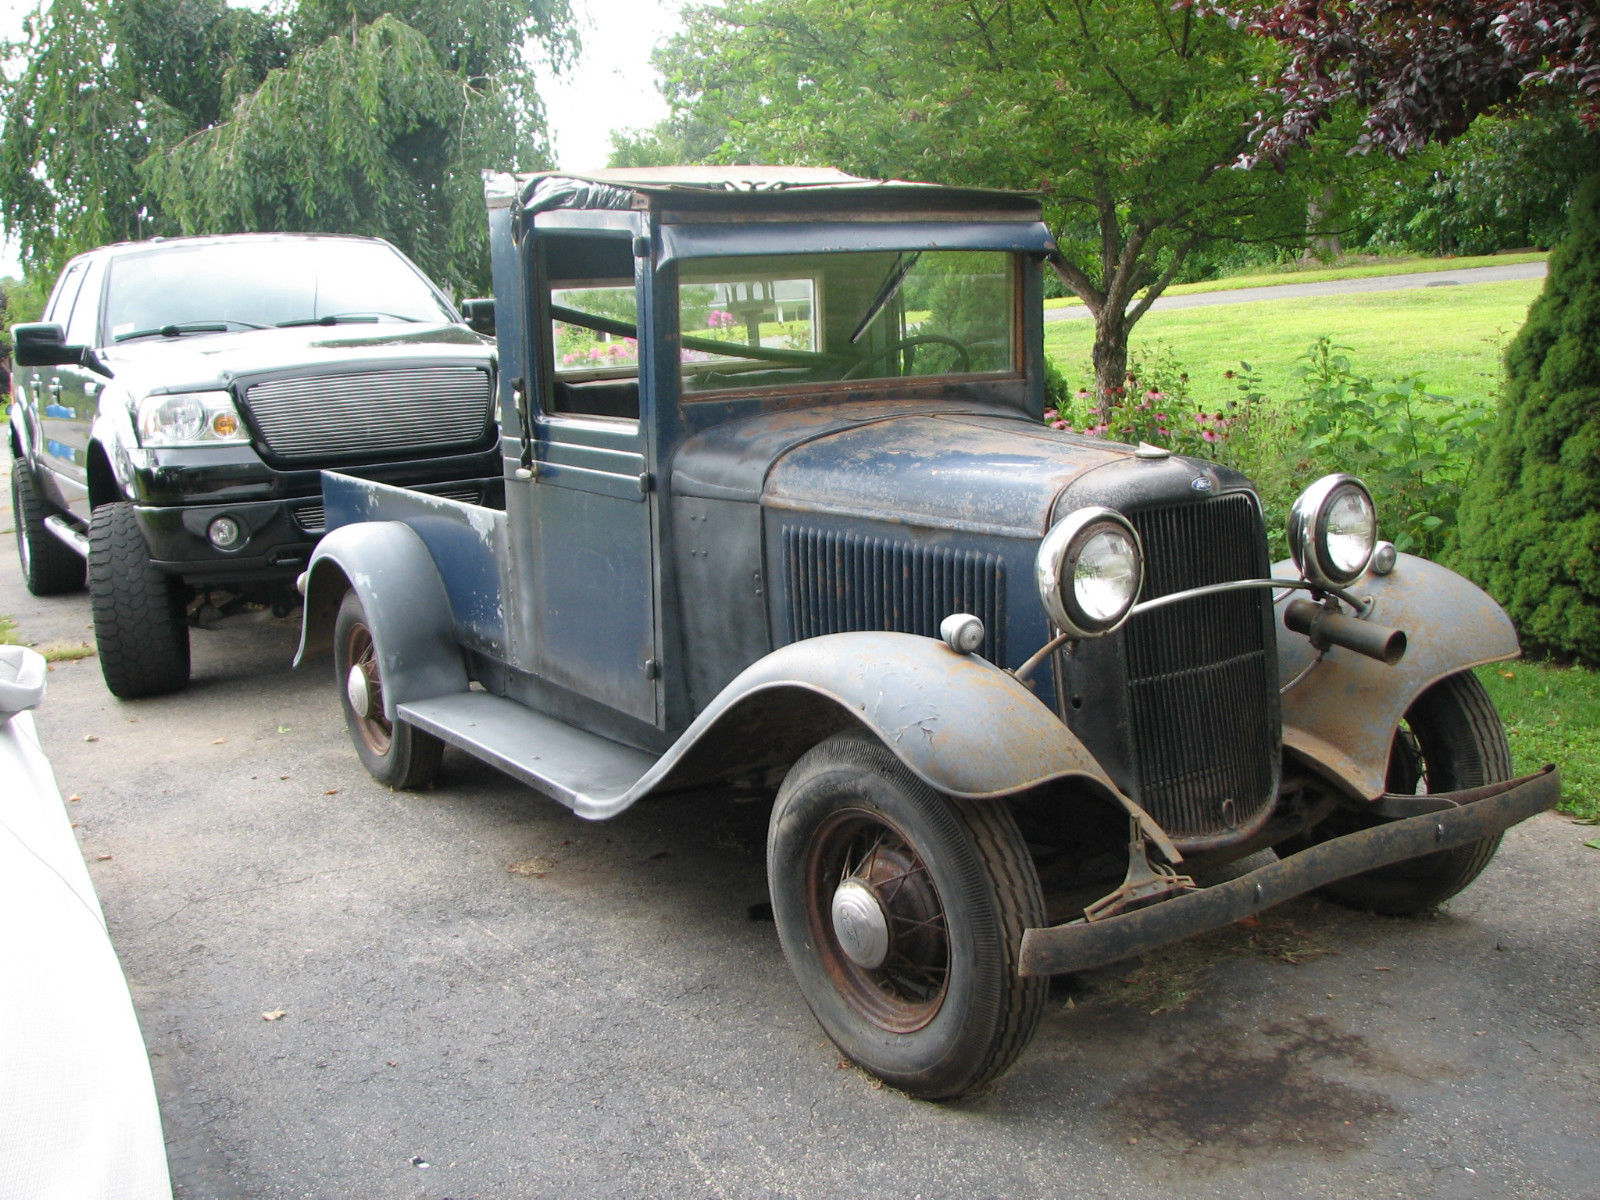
[783,526,1006,665]
[243,366,493,462]
[1121,495,1278,840]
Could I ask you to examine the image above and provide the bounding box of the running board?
[397,692,657,814]
[43,515,90,558]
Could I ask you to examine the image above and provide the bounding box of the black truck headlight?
[1288,474,1377,588]
[1036,507,1144,637]
[136,390,250,447]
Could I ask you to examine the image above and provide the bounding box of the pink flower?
[1156,426,1170,437]
[1202,429,1219,443]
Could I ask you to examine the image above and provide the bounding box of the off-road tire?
[88,501,191,699]
[333,590,444,790]
[11,461,85,595]
[1294,672,1510,915]
[768,730,1047,1099]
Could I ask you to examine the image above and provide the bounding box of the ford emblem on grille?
[1190,476,1214,492]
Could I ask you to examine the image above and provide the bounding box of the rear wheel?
[1293,672,1510,915]
[767,731,1046,1099]
[11,462,85,595]
[334,590,443,790]
[89,501,190,698]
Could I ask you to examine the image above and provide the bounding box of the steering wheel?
[841,334,971,380]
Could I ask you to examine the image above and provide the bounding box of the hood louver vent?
[782,526,1006,665]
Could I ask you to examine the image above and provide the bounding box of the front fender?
[642,631,1178,859]
[1276,553,1518,799]
[293,521,468,721]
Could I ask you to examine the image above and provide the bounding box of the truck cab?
[296,168,1557,1099]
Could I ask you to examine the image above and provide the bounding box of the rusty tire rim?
[341,619,393,757]
[804,809,950,1033]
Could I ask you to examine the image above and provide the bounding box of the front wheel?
[333,590,443,790]
[11,461,85,595]
[88,501,190,699]
[1290,671,1511,915]
[767,731,1046,1099]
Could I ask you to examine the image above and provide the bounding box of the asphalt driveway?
[2,455,1597,1200]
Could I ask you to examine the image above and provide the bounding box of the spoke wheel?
[333,591,443,790]
[769,731,1046,1099]
[805,810,951,1033]
[1282,671,1510,915]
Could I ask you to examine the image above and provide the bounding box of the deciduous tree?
[634,0,1313,398]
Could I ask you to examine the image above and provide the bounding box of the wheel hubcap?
[346,663,373,718]
[831,878,891,968]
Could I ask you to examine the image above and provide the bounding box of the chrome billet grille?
[1122,495,1277,839]
[243,366,492,462]
[783,526,1006,665]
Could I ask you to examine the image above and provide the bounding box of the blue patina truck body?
[296,169,1558,1098]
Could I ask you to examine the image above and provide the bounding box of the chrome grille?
[783,526,1006,665]
[243,366,492,462]
[1122,494,1277,840]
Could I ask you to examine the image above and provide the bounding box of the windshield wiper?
[849,251,921,344]
[275,311,424,328]
[113,319,266,343]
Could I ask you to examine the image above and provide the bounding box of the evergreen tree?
[1455,177,1600,662]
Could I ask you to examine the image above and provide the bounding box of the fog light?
[208,515,243,550]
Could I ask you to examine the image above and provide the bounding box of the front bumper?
[1018,765,1561,977]
[134,475,502,586]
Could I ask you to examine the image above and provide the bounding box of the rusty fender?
[1018,765,1559,977]
[1276,553,1520,800]
[293,521,468,720]
[638,631,1178,855]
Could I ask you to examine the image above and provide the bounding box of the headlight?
[1036,507,1144,638]
[1288,474,1377,588]
[136,391,249,447]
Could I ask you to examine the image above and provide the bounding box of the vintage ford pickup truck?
[296,168,1558,1098]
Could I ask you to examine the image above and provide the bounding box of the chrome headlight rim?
[1288,473,1377,589]
[1036,506,1145,638]
[135,390,250,448]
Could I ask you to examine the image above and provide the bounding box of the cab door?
[33,256,106,518]
[512,230,660,728]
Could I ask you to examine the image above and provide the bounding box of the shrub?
[1455,175,1600,665]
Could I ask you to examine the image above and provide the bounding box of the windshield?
[675,250,1015,395]
[103,239,456,343]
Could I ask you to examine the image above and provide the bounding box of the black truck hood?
[673,400,1168,538]
[99,322,491,396]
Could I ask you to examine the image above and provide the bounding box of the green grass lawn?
[1479,661,1600,821]
[1042,251,1547,310]
[1044,278,1543,409]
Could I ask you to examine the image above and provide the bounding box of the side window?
[541,234,640,422]
[44,260,87,327]
[63,257,108,348]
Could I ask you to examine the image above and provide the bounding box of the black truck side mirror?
[460,299,495,337]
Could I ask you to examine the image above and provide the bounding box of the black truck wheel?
[767,731,1046,1099]
[1293,672,1511,915]
[89,501,191,699]
[11,461,85,595]
[334,590,443,790]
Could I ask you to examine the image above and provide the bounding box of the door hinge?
[643,658,661,679]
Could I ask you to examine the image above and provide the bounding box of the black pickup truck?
[8,233,501,697]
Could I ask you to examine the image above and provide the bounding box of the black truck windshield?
[104,240,455,343]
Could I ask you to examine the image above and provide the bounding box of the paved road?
[3,457,1598,1200]
[1044,261,1549,321]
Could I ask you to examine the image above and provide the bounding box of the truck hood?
[97,322,491,396]
[673,400,1150,538]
